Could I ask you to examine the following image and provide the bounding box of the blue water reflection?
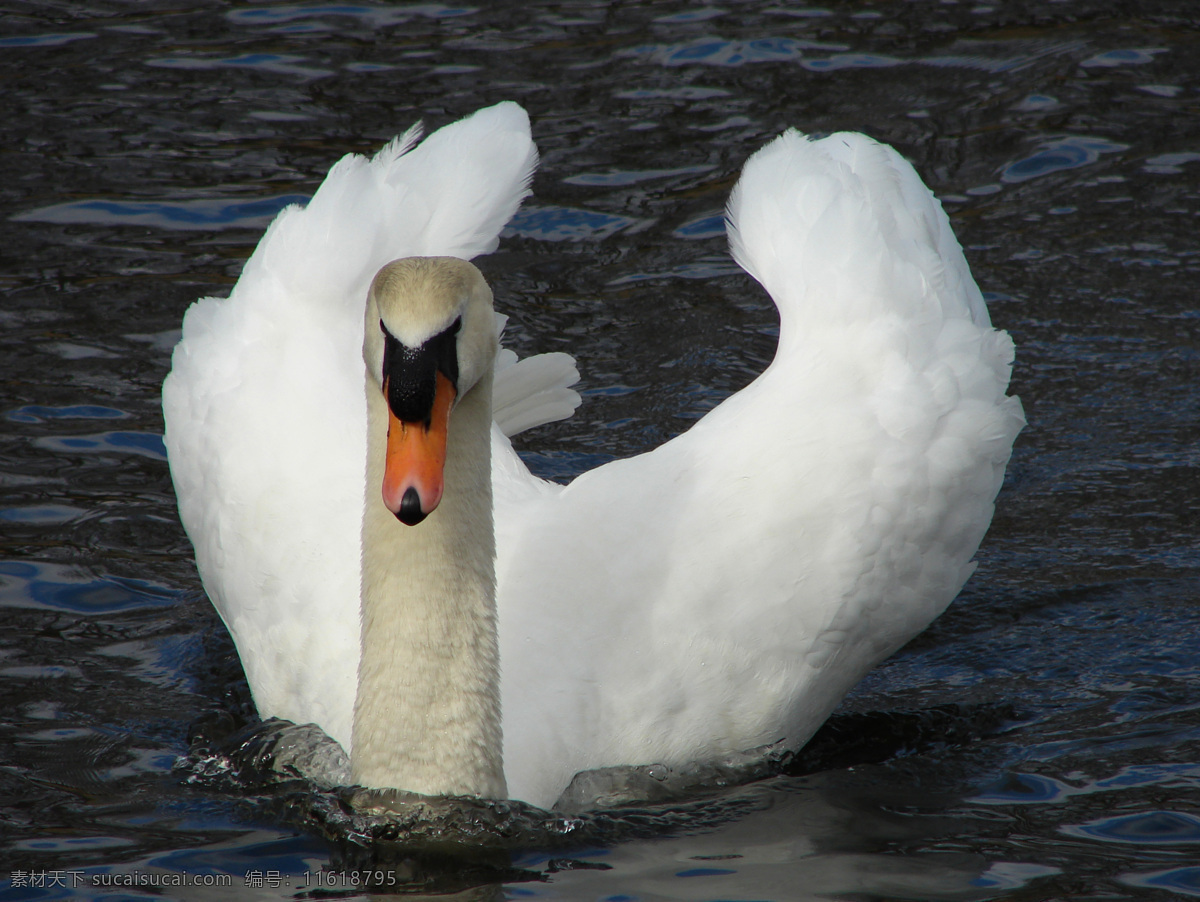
[0,882,74,901]
[7,406,127,424]
[1094,762,1200,791]
[1013,94,1060,112]
[608,256,743,285]
[972,861,1061,889]
[674,866,737,877]
[226,4,475,27]
[0,33,96,48]
[618,34,1083,73]
[673,213,726,240]
[0,561,179,614]
[1080,48,1166,68]
[803,53,901,71]
[622,36,816,67]
[1063,810,1200,845]
[1001,136,1127,183]
[13,835,133,854]
[34,432,167,461]
[616,86,730,100]
[1137,84,1182,98]
[20,196,646,242]
[147,53,333,79]
[624,35,907,71]
[503,206,643,242]
[971,771,1073,804]
[1123,866,1200,897]
[1144,152,1200,174]
[0,506,85,526]
[653,8,728,24]
[14,196,309,231]
[564,165,714,187]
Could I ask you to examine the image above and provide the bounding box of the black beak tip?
[396,486,428,526]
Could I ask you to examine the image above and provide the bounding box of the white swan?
[163,102,1024,810]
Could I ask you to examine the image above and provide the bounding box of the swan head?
[363,257,496,526]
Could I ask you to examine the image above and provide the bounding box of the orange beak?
[381,371,456,525]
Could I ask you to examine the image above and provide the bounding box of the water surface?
[3,2,1199,899]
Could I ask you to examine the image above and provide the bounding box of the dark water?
[3,1,1199,899]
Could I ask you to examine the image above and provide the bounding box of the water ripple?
[1063,810,1200,845]
[802,53,901,72]
[621,36,843,67]
[1094,762,1200,791]
[673,213,726,240]
[1014,94,1061,112]
[226,4,476,27]
[3,0,1199,894]
[618,35,1080,74]
[1122,866,1200,897]
[0,561,179,614]
[1001,136,1128,183]
[13,195,309,231]
[502,206,645,242]
[7,405,127,424]
[970,771,1073,804]
[608,256,743,285]
[973,861,1062,889]
[34,432,167,461]
[0,505,85,526]
[1080,48,1167,68]
[616,86,730,100]
[564,165,715,187]
[654,8,728,24]
[1144,152,1200,175]
[0,32,96,48]
[146,53,333,79]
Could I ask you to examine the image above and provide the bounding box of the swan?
[163,102,1024,810]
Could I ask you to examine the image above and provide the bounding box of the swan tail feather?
[494,350,582,437]
[233,101,537,320]
[394,102,539,260]
[726,130,991,340]
[720,125,1025,655]
[492,311,582,437]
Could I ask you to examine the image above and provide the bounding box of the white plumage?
[163,102,1023,809]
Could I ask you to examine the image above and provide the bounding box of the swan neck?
[352,369,505,798]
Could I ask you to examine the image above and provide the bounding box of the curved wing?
[497,130,1025,807]
[163,104,540,752]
